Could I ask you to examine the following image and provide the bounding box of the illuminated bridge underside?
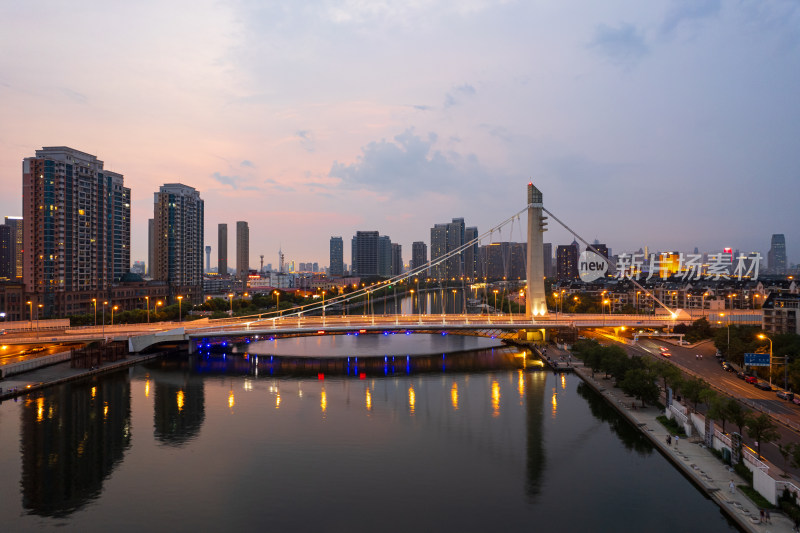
[128,314,697,353]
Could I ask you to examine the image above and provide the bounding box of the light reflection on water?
[0,346,740,532]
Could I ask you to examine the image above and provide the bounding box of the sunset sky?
[1,0,798,269]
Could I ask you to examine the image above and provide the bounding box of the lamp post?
[145,296,150,323]
[36,304,42,337]
[273,290,281,317]
[452,289,457,316]
[102,301,108,337]
[493,289,499,315]
[177,295,183,323]
[322,290,326,318]
[156,300,163,321]
[228,293,234,316]
[720,312,730,356]
[112,305,118,326]
[758,334,773,388]
[92,298,97,326]
[26,301,32,329]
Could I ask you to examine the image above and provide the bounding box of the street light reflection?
[491,380,500,417]
[451,382,459,410]
[409,385,416,415]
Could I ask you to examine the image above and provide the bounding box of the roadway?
[588,329,800,477]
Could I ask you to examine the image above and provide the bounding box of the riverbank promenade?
[565,349,795,532]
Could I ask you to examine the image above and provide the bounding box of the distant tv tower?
[260,254,264,273]
[279,247,285,273]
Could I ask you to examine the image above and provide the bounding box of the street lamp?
[177,295,183,323]
[758,334,773,388]
[102,301,108,337]
[92,298,97,326]
[112,305,118,325]
[493,289,499,315]
[720,312,730,355]
[145,296,150,323]
[26,301,33,327]
[273,290,281,317]
[228,293,234,316]
[36,304,42,337]
[452,289,457,315]
[321,290,326,318]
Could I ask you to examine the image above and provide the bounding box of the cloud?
[329,128,492,195]
[240,160,254,167]
[444,83,476,108]
[660,0,721,36]
[589,23,649,68]
[60,87,88,104]
[212,172,261,191]
[296,130,315,152]
[412,104,432,111]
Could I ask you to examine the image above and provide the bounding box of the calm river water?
[0,336,738,532]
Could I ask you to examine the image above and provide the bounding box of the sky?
[1,0,798,270]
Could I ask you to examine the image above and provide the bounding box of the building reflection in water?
[20,371,131,517]
[525,371,546,498]
[153,376,205,446]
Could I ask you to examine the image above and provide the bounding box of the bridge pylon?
[526,183,548,318]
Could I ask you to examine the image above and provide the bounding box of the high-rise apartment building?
[236,221,249,280]
[148,218,155,277]
[218,224,228,276]
[4,216,23,280]
[543,243,554,278]
[430,218,465,280]
[352,231,379,277]
[464,226,479,280]
[411,241,427,274]
[769,234,787,275]
[391,243,403,276]
[556,241,579,281]
[329,236,344,276]
[480,242,527,281]
[0,224,13,279]
[22,147,130,316]
[378,235,392,277]
[153,183,204,303]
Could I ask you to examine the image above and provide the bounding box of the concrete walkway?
[0,352,164,401]
[575,364,795,533]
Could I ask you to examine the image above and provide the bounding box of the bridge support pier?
[526,183,548,318]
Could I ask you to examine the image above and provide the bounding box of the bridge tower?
[526,183,548,318]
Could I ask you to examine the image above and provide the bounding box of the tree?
[746,413,780,459]
[619,368,660,407]
[651,359,683,399]
[726,400,751,437]
[707,396,729,433]
[679,377,709,412]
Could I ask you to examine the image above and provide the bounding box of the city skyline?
[1,2,798,266]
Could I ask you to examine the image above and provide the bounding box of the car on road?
[721,362,735,372]
[736,371,746,380]
[792,396,800,406]
[777,390,795,401]
[661,351,672,358]
[755,381,773,391]
[744,376,758,384]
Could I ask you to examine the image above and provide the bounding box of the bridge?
[2,183,734,355]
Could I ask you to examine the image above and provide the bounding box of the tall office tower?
[590,240,609,260]
[352,231,379,277]
[543,243,554,278]
[23,147,130,316]
[480,242,527,281]
[464,226,479,280]
[329,236,344,277]
[430,218,466,280]
[218,224,228,276]
[378,235,392,277]
[4,216,23,280]
[236,221,249,280]
[148,218,155,277]
[411,241,427,273]
[153,184,204,303]
[768,234,787,275]
[556,241,579,281]
[0,224,13,279]
[391,243,403,276]
[205,246,212,274]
